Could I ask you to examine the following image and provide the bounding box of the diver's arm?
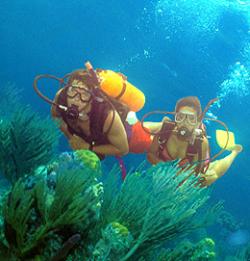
[146,117,171,164]
[144,116,170,133]
[147,135,162,164]
[144,122,163,133]
[91,110,129,156]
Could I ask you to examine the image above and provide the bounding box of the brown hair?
[68,69,94,88]
[175,96,202,116]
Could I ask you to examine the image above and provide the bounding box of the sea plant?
[0,158,103,260]
[157,237,216,261]
[97,161,221,260]
[0,106,59,184]
[0,153,221,260]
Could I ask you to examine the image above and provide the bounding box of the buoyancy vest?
[56,86,113,159]
[157,121,210,174]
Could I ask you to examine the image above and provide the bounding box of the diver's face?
[175,106,199,132]
[67,79,91,108]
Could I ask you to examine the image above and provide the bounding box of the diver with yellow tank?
[142,96,243,187]
[33,61,243,187]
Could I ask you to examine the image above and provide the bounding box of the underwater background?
[0,0,250,260]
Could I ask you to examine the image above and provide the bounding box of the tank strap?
[158,122,175,145]
[88,98,110,142]
[157,121,207,174]
[186,139,201,168]
[115,74,127,100]
[56,87,109,145]
[185,135,210,174]
[97,69,127,101]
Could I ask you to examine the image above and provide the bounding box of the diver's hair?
[68,69,93,88]
[175,96,202,116]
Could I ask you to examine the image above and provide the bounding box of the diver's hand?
[162,116,171,122]
[196,171,218,187]
[69,135,90,150]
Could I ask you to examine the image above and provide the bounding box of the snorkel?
[141,97,230,162]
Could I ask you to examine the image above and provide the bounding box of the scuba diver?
[143,96,243,187]
[33,61,148,161]
[33,62,242,186]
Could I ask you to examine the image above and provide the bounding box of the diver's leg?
[200,145,242,187]
[143,117,170,133]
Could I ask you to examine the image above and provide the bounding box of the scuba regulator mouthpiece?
[176,126,193,139]
[66,105,80,121]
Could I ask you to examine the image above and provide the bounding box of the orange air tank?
[97,69,145,112]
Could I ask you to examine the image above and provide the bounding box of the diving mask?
[67,84,92,103]
[175,111,198,126]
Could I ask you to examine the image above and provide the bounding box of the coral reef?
[0,83,23,119]
[0,95,221,260]
[0,155,221,260]
[0,84,59,184]
[157,237,216,261]
[93,222,133,260]
[96,161,221,260]
[217,210,243,232]
[0,157,103,260]
[74,149,101,173]
[0,107,59,184]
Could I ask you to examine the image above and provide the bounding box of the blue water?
[1,0,250,258]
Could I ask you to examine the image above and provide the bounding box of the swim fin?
[216,129,235,151]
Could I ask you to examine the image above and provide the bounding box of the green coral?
[0,83,23,119]
[191,238,216,260]
[0,82,220,260]
[98,161,218,260]
[74,149,101,173]
[93,222,133,260]
[1,161,103,259]
[233,242,250,261]
[0,146,221,260]
[0,106,59,184]
[158,237,216,261]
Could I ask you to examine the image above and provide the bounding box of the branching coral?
[0,151,220,260]
[1,159,103,259]
[0,83,23,119]
[93,222,133,260]
[100,161,220,260]
[158,237,216,260]
[0,106,59,184]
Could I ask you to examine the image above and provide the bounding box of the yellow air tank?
[98,69,145,112]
